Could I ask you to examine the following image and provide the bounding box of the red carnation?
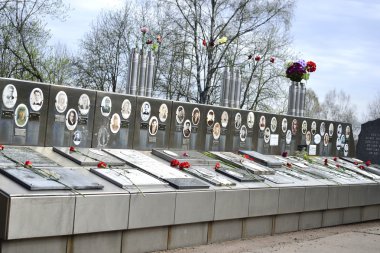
[243,154,254,161]
[286,162,292,168]
[333,157,337,162]
[179,161,191,170]
[324,158,328,166]
[202,39,207,47]
[359,165,365,170]
[24,160,32,168]
[354,161,358,165]
[97,161,107,168]
[146,39,153,45]
[0,145,4,150]
[170,159,180,167]
[214,162,221,170]
[336,164,340,168]
[282,151,288,158]
[270,57,275,63]
[69,146,76,152]
[306,61,317,72]
[254,55,261,61]
[183,152,189,157]
[365,160,371,166]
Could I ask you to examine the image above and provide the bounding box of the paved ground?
[156,221,380,253]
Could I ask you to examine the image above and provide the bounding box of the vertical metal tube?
[287,82,294,115]
[229,67,235,108]
[220,68,227,106]
[299,83,306,117]
[138,49,147,96]
[234,70,241,108]
[295,82,301,116]
[130,49,139,95]
[223,68,230,107]
[145,51,154,97]
[126,48,134,94]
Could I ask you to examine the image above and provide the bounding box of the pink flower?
[0,145,4,150]
[140,26,149,34]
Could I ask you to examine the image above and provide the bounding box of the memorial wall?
[0,77,355,157]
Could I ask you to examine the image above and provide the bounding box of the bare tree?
[365,92,380,121]
[304,88,322,118]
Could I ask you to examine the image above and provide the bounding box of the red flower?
[324,158,328,166]
[97,161,107,168]
[359,165,365,170]
[243,154,254,161]
[333,157,337,162]
[282,151,288,158]
[354,161,358,165]
[306,61,317,72]
[24,160,32,168]
[140,26,149,34]
[170,159,180,167]
[366,160,371,166]
[69,146,76,152]
[183,152,189,157]
[254,55,261,61]
[146,39,153,45]
[202,39,207,47]
[336,164,340,168]
[0,145,4,150]
[286,162,292,168]
[179,161,191,170]
[270,57,275,63]
[214,162,221,170]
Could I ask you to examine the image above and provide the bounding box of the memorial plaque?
[260,173,294,184]
[333,158,380,180]
[229,109,254,151]
[209,151,275,175]
[357,118,380,164]
[90,168,168,188]
[187,166,236,186]
[133,97,172,150]
[92,92,136,148]
[168,102,205,150]
[0,78,50,146]
[216,166,264,182]
[45,85,96,147]
[0,152,16,167]
[0,167,104,190]
[203,105,231,152]
[238,150,283,168]
[151,148,219,165]
[103,149,209,189]
[1,146,58,167]
[53,147,125,166]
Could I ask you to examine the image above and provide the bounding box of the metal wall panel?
[45,85,96,147]
[0,78,50,146]
[91,92,136,148]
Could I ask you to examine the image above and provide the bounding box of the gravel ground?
[155,221,380,253]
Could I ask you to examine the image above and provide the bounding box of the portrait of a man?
[101,96,112,116]
[207,110,215,126]
[183,120,191,138]
[14,104,29,128]
[240,125,247,142]
[213,122,221,140]
[247,112,254,128]
[141,101,151,121]
[2,84,17,109]
[149,116,158,136]
[55,91,68,113]
[110,113,121,133]
[235,113,242,129]
[192,108,200,126]
[30,88,44,111]
[78,94,90,116]
[176,106,185,124]
[65,109,78,131]
[159,103,168,122]
[121,99,132,119]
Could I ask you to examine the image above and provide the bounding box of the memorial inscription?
[357,118,380,164]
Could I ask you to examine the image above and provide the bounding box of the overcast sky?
[48,0,379,121]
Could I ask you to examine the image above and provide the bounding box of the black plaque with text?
[357,118,380,164]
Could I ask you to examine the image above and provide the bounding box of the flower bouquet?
[286,60,317,82]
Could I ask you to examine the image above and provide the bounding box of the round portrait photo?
[301,120,307,135]
[221,111,229,128]
[55,91,68,113]
[176,106,185,124]
[305,131,311,145]
[14,104,29,128]
[207,110,215,127]
[141,101,151,121]
[101,96,112,117]
[29,88,44,112]
[247,112,255,129]
[192,107,200,126]
[344,143,349,157]
[110,113,121,134]
[286,130,292,144]
[314,134,321,145]
[311,121,317,135]
[159,104,168,122]
[2,84,17,109]
[73,130,81,146]
[235,113,242,129]
[121,99,132,120]
[65,109,78,131]
[149,116,159,136]
[213,122,221,140]
[183,119,192,138]
[259,116,266,131]
[323,133,329,147]
[320,122,326,136]
[328,123,334,137]
[78,94,90,116]
[264,127,271,143]
[337,124,342,136]
[281,118,288,133]
[240,125,247,142]
[292,119,298,135]
[270,117,277,132]
[345,125,351,139]
[97,126,110,147]
[336,135,342,151]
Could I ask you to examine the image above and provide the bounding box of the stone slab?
[274,213,299,234]
[304,186,328,211]
[343,207,362,224]
[122,226,168,253]
[278,187,305,214]
[0,236,67,253]
[214,189,249,220]
[322,209,343,227]
[299,211,323,230]
[244,216,273,237]
[349,185,368,207]
[366,184,380,205]
[168,223,208,249]
[361,205,380,221]
[72,231,122,253]
[328,185,349,209]
[249,188,279,217]
[208,219,243,243]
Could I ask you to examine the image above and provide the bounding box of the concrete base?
[71,231,122,253]
[322,209,343,227]
[343,207,362,224]
[1,237,67,253]
[304,187,328,211]
[362,205,380,221]
[168,223,208,249]
[328,186,349,209]
[249,188,279,216]
[299,211,323,230]
[274,213,299,234]
[278,188,305,214]
[122,227,168,253]
[208,219,242,243]
[244,216,273,238]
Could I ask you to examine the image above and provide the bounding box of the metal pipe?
[287,82,294,115]
[125,48,134,94]
[223,67,230,107]
[145,51,154,97]
[138,49,147,96]
[129,49,139,95]
[234,69,241,108]
[299,82,306,117]
[229,67,235,108]
[295,82,301,116]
